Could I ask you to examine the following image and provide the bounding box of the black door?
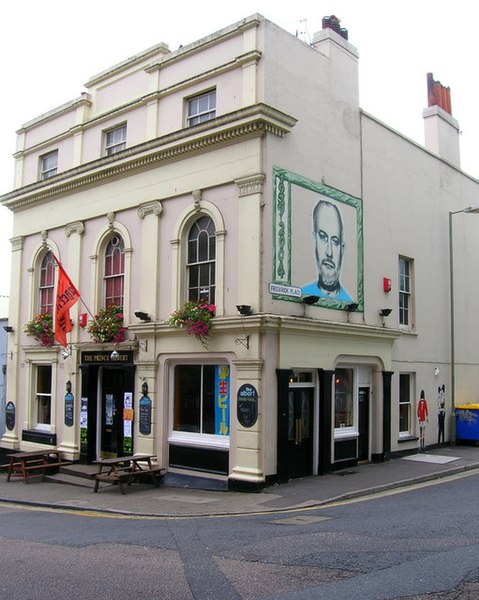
[358,387,369,461]
[100,367,125,458]
[285,388,314,479]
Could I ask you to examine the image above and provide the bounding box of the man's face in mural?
[313,201,344,293]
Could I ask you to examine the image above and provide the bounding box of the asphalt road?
[1,471,479,600]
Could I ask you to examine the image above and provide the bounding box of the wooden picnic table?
[2,449,69,483]
[93,454,165,494]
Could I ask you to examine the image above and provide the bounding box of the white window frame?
[39,150,58,180]
[168,361,230,450]
[334,367,358,439]
[104,124,126,156]
[399,256,413,329]
[34,364,52,431]
[186,90,216,126]
[399,372,414,437]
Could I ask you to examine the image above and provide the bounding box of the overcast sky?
[1,0,478,297]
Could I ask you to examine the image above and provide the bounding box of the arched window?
[187,216,216,304]
[104,235,124,307]
[39,251,55,315]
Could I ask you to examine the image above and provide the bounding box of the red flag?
[53,255,80,347]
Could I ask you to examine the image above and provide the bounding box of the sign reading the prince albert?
[237,384,258,428]
[271,167,363,311]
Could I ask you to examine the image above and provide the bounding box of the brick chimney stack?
[423,72,460,168]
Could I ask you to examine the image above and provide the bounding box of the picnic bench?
[93,454,165,494]
[1,449,69,483]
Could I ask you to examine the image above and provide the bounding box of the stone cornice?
[1,104,297,213]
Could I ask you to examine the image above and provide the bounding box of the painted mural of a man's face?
[313,201,345,294]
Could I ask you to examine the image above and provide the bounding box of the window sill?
[398,435,418,443]
[169,431,229,450]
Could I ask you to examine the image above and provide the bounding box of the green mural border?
[272,166,364,311]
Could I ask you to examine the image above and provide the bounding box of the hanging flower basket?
[24,313,54,346]
[168,300,216,347]
[87,305,126,343]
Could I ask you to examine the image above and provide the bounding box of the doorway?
[80,351,135,463]
[284,388,314,479]
[99,367,125,458]
[358,386,370,461]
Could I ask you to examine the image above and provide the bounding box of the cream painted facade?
[2,14,479,488]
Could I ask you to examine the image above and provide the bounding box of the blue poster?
[215,366,230,435]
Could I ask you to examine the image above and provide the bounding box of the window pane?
[202,365,215,434]
[198,231,209,261]
[399,373,411,433]
[174,365,201,432]
[104,237,124,307]
[39,252,55,315]
[335,368,353,428]
[187,217,215,304]
[36,366,52,425]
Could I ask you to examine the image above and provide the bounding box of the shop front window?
[173,364,230,436]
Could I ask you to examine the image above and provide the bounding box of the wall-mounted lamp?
[345,303,358,322]
[110,349,120,360]
[434,367,440,377]
[380,307,392,327]
[236,305,252,316]
[134,310,151,322]
[61,349,71,360]
[3,326,14,333]
[302,296,319,305]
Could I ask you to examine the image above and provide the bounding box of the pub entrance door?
[80,351,135,463]
[285,388,314,479]
[99,367,125,458]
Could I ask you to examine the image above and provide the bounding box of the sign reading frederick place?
[237,384,258,428]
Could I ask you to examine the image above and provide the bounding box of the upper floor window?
[104,124,126,156]
[104,235,124,307]
[187,216,216,304]
[187,90,216,126]
[39,252,55,315]
[39,151,58,180]
[399,257,413,328]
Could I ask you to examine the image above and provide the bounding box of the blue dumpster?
[456,404,479,442]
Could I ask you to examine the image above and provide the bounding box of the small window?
[187,90,216,126]
[104,235,125,307]
[335,368,354,429]
[399,373,413,435]
[35,365,52,428]
[187,216,216,304]
[399,257,413,328]
[39,151,58,180]
[39,251,55,315]
[104,124,126,156]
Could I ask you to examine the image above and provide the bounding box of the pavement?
[1,444,479,518]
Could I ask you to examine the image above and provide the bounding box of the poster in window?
[215,366,230,436]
